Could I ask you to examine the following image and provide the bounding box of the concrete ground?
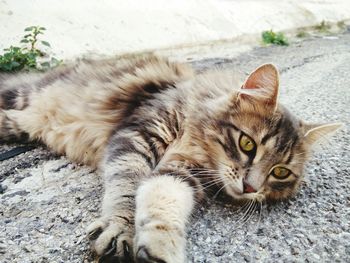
[1,32,349,262]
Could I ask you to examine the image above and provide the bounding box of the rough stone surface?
[1,32,349,263]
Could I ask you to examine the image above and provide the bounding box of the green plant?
[0,26,61,72]
[262,30,289,46]
[337,21,346,30]
[296,31,309,38]
[315,20,331,33]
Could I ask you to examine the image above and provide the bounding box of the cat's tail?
[0,74,31,142]
[0,109,28,142]
[0,72,38,111]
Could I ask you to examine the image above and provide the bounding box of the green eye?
[239,134,256,152]
[271,167,291,179]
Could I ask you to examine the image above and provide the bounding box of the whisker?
[179,173,218,182]
[193,172,221,175]
[293,152,308,156]
[162,170,220,183]
[197,179,225,192]
[253,201,263,233]
[202,178,223,187]
[212,182,231,200]
[231,200,252,218]
[244,202,258,225]
[188,168,221,172]
[275,201,289,224]
[236,201,257,228]
[234,200,254,227]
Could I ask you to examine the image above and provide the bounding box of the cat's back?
[0,55,192,109]
[0,55,193,166]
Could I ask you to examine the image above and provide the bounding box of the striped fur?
[0,56,341,262]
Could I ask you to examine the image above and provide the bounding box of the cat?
[0,55,341,263]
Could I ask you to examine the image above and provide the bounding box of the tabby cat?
[0,55,341,263]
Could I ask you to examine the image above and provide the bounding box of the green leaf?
[51,57,59,63]
[262,30,288,46]
[11,47,21,52]
[24,26,35,31]
[41,62,50,68]
[50,57,62,67]
[41,41,51,47]
[2,62,14,71]
[3,53,12,60]
[0,26,62,72]
[27,52,37,60]
[11,61,21,68]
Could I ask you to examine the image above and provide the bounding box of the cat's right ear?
[303,122,343,145]
[238,63,279,112]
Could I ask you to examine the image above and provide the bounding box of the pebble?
[0,243,6,254]
[214,247,226,257]
[0,184,7,194]
[2,190,29,198]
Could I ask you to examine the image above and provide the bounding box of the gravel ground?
[1,32,349,263]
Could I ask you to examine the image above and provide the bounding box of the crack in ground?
[280,54,325,73]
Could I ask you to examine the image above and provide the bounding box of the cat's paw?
[136,246,167,263]
[87,217,134,263]
[135,224,185,263]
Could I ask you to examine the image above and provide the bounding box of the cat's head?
[197,64,342,202]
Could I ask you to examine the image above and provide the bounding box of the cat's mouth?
[243,181,257,194]
[224,181,257,198]
[225,182,264,202]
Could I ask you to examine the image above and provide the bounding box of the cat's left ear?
[304,123,343,145]
[239,63,279,111]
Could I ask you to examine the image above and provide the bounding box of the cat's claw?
[134,229,184,263]
[98,239,134,263]
[87,218,134,262]
[136,246,167,263]
[88,227,103,241]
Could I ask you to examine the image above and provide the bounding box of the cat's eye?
[271,167,291,179]
[239,134,256,153]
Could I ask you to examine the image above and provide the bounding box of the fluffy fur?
[0,55,341,262]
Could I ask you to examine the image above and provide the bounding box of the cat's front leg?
[134,166,203,263]
[87,172,137,262]
[87,131,154,262]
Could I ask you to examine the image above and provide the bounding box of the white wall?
[0,0,349,59]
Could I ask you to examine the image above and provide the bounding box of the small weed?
[315,20,331,33]
[296,31,309,38]
[337,21,346,30]
[0,26,62,72]
[262,30,289,46]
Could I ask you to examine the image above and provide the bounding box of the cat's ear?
[304,123,343,145]
[239,63,279,111]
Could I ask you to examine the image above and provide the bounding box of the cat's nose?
[243,181,256,193]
